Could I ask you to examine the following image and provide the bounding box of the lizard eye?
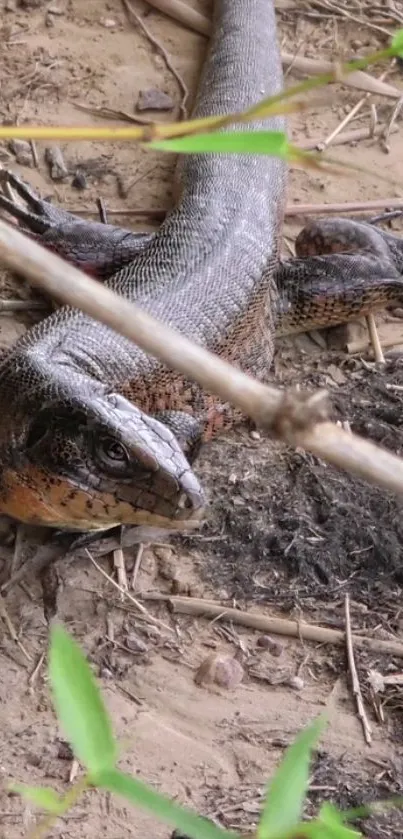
[97,436,129,466]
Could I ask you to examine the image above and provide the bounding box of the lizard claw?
[0,169,77,235]
[0,169,155,279]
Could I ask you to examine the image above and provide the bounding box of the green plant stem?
[27,776,89,839]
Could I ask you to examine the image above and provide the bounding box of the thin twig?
[317,96,369,152]
[300,121,398,151]
[96,197,108,225]
[281,53,402,99]
[383,95,403,149]
[0,299,47,312]
[131,543,146,592]
[65,192,403,221]
[113,548,128,593]
[63,206,168,219]
[0,595,32,662]
[348,334,403,355]
[345,593,372,745]
[317,69,389,152]
[74,102,151,126]
[145,595,403,658]
[365,314,385,364]
[308,0,392,37]
[29,140,39,168]
[143,0,210,36]
[285,195,403,217]
[86,549,173,633]
[1,220,403,494]
[143,1,403,99]
[122,0,189,119]
[69,760,80,784]
[28,652,45,689]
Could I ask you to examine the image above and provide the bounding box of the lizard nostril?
[177,488,205,516]
[178,492,193,510]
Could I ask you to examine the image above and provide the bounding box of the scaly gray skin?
[0,0,287,532]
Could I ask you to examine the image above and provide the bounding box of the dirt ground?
[0,1,403,838]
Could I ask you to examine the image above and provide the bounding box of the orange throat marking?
[0,466,201,532]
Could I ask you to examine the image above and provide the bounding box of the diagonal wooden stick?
[145,594,403,659]
[0,220,403,493]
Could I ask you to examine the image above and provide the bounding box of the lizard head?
[0,391,205,532]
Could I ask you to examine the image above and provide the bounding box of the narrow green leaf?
[257,716,327,839]
[49,623,117,774]
[10,784,63,814]
[341,796,403,822]
[94,768,238,839]
[318,803,361,839]
[151,130,289,157]
[391,29,403,58]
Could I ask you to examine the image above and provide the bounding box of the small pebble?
[250,429,261,440]
[154,546,176,580]
[287,675,304,691]
[57,740,74,761]
[126,634,148,654]
[136,88,175,112]
[71,170,87,190]
[256,635,283,657]
[9,139,33,167]
[45,145,69,181]
[194,653,244,690]
[100,666,114,680]
[171,577,189,595]
[101,18,117,28]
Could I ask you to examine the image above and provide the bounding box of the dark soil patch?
[182,358,403,623]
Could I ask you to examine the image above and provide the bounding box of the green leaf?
[257,715,327,839]
[49,623,117,774]
[151,130,289,157]
[94,768,238,839]
[317,803,361,839]
[391,29,403,58]
[10,784,63,814]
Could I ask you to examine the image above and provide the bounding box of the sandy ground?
[0,2,403,838]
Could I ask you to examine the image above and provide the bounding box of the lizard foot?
[0,170,154,279]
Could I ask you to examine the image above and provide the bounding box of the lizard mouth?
[0,466,206,532]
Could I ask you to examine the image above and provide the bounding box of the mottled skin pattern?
[276,218,403,336]
[0,0,287,531]
[0,3,403,535]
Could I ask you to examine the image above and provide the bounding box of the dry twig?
[113,548,128,593]
[131,543,146,592]
[0,220,403,494]
[285,195,403,217]
[345,593,373,745]
[74,102,151,126]
[85,549,173,633]
[142,0,210,36]
[300,122,398,151]
[317,68,389,152]
[0,595,31,662]
[143,0,403,99]
[147,595,403,659]
[365,313,385,364]
[122,0,189,119]
[67,192,403,222]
